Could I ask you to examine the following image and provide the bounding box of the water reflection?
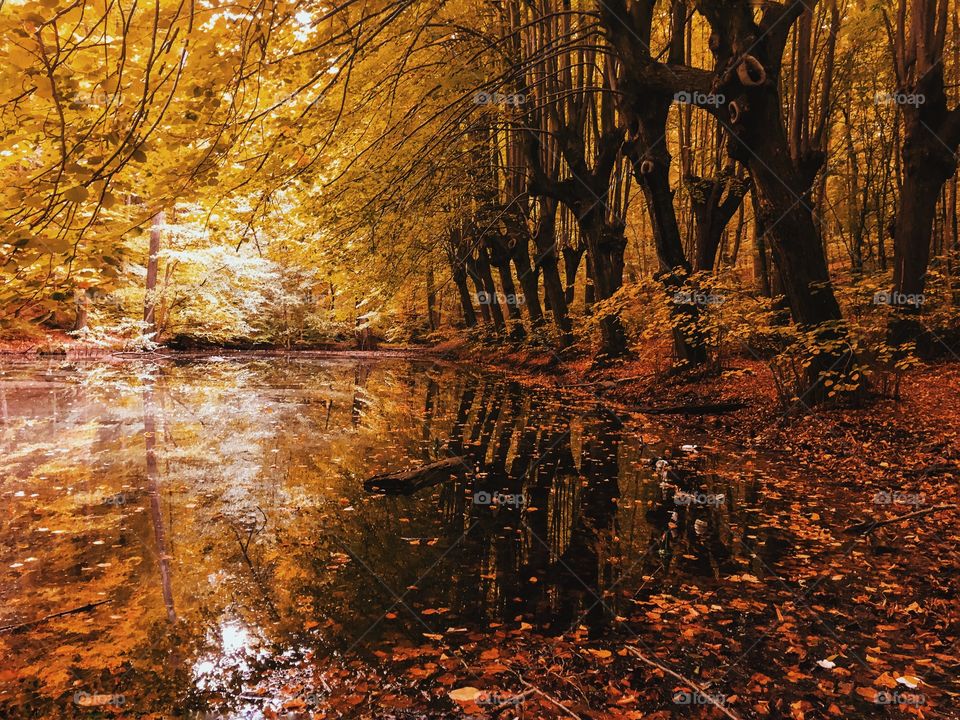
[0,357,783,717]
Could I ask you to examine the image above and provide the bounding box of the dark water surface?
[0,355,787,717]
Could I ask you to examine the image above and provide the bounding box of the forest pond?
[0,355,794,717]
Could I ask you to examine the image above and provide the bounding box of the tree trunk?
[532,196,573,344]
[426,265,439,331]
[699,0,859,398]
[688,173,747,272]
[511,241,546,329]
[562,244,584,307]
[73,289,89,332]
[473,246,505,330]
[888,151,953,350]
[887,62,960,352]
[451,261,477,327]
[143,211,164,338]
[576,208,628,356]
[752,204,772,297]
[467,258,493,325]
[492,254,525,336]
[629,106,709,366]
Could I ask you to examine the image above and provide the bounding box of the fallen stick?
[0,599,112,634]
[624,646,742,720]
[843,504,953,535]
[363,456,467,495]
[516,678,585,720]
[488,688,536,714]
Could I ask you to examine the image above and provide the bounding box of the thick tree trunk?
[562,244,584,306]
[694,217,725,273]
[629,107,709,366]
[708,0,862,399]
[532,197,573,344]
[511,240,546,329]
[473,247,505,330]
[451,263,477,327]
[467,259,493,325]
[888,154,953,350]
[734,98,841,325]
[745,113,859,396]
[494,261,521,316]
[752,208,772,298]
[576,209,628,357]
[887,66,960,352]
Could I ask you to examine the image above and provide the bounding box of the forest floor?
[1,332,958,718]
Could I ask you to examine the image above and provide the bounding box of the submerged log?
[363,456,467,495]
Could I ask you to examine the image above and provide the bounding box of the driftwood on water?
[363,456,468,495]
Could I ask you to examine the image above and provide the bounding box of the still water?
[0,355,785,717]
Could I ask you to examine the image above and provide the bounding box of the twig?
[489,688,536,715]
[516,677,585,720]
[623,646,742,720]
[0,599,112,634]
[843,504,953,535]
